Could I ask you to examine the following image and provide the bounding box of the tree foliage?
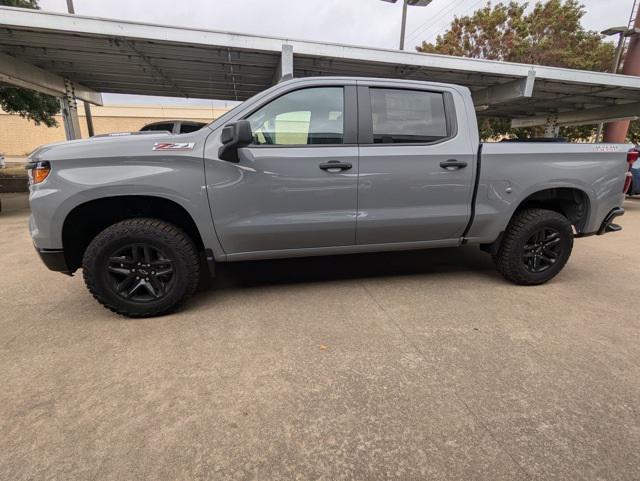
[0,0,39,6]
[0,0,60,127]
[417,0,636,142]
[627,121,640,144]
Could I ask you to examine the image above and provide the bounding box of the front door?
[204,85,359,255]
[356,83,477,245]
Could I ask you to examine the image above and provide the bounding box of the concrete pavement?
[1,192,639,480]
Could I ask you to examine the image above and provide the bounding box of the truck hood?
[27,131,185,162]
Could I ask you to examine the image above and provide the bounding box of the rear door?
[204,83,359,255]
[356,81,477,245]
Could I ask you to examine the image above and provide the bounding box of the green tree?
[0,0,38,7]
[417,0,635,141]
[627,122,640,144]
[0,0,60,126]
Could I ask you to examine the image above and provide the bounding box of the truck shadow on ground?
[200,245,498,293]
[202,197,640,293]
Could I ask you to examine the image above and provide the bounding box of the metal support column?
[64,0,91,138]
[399,0,409,50]
[60,79,81,140]
[272,44,293,84]
[84,101,95,137]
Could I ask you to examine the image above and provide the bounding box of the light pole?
[595,26,640,141]
[380,0,433,50]
[602,26,640,72]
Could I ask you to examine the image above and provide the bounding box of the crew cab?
[27,77,632,317]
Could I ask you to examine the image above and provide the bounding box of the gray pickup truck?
[27,77,633,317]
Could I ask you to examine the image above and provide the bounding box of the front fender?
[29,154,225,260]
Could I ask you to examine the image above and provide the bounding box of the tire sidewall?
[83,221,198,317]
[508,213,573,284]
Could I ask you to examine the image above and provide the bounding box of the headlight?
[26,160,51,185]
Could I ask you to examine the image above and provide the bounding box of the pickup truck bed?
[469,142,628,244]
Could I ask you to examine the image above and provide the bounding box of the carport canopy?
[1,5,640,136]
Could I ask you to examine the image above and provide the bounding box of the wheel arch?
[481,186,591,255]
[62,195,206,272]
[513,187,591,232]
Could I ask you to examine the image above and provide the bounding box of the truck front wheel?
[82,218,200,317]
[493,208,573,285]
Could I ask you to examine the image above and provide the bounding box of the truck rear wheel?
[493,208,573,285]
[82,218,200,317]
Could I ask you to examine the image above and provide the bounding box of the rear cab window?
[367,87,453,144]
[141,123,174,133]
[180,123,204,134]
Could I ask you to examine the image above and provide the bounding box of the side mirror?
[219,120,252,163]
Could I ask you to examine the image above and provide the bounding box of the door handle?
[440,159,467,170]
[319,160,353,171]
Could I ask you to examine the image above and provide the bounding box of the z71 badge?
[152,142,195,151]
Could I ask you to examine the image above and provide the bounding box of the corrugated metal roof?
[1,6,639,119]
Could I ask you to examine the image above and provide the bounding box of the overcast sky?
[37,0,634,107]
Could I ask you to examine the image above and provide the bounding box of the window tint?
[180,123,204,134]
[141,123,174,132]
[247,87,344,145]
[370,89,448,144]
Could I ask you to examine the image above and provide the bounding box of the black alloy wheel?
[82,218,200,317]
[522,228,563,273]
[107,244,175,302]
[492,208,573,285]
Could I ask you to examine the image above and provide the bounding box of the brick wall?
[0,104,229,156]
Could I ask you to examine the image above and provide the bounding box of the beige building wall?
[0,104,229,157]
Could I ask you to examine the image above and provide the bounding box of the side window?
[246,87,344,145]
[370,88,449,144]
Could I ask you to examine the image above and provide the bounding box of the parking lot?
[1,192,639,480]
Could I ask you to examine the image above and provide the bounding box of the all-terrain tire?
[82,218,200,317]
[493,208,573,286]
